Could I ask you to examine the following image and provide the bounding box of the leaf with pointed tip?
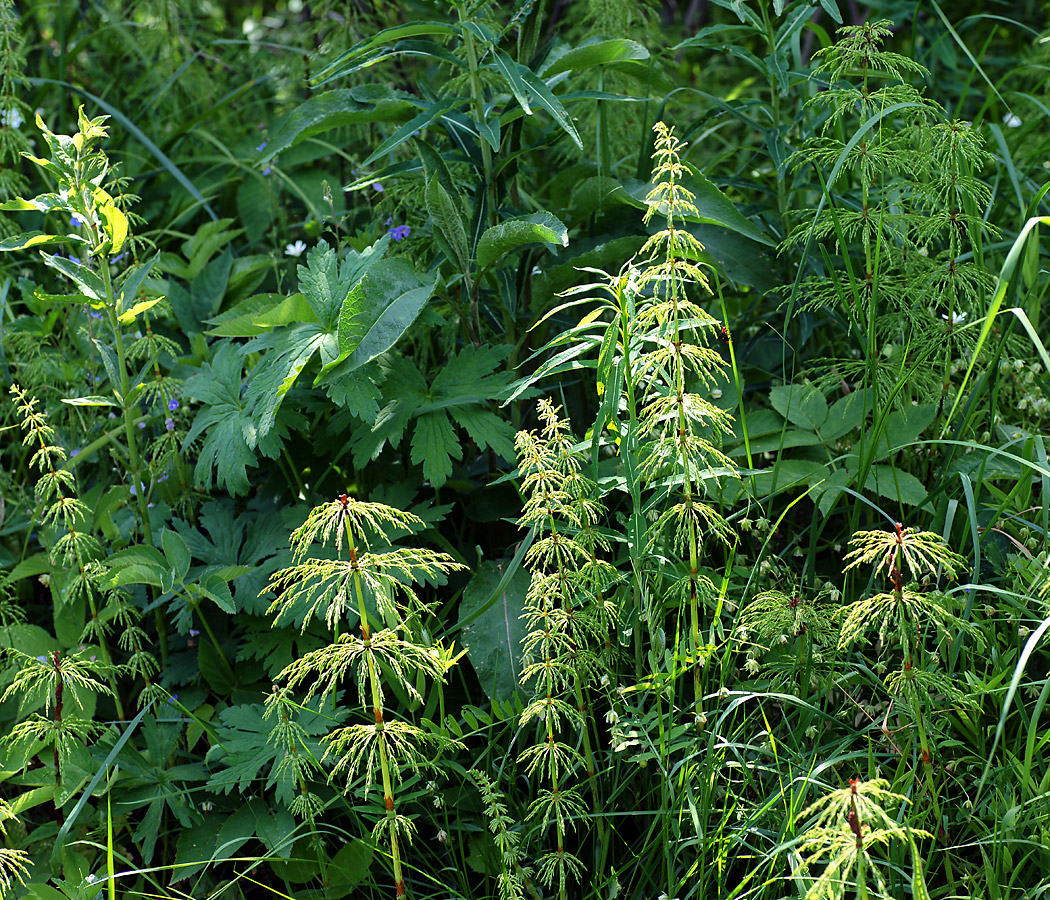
[476,211,568,271]
[42,253,106,299]
[0,232,80,253]
[260,88,415,162]
[541,37,649,78]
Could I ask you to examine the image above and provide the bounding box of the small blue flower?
[70,448,79,457]
[168,398,179,411]
[165,417,175,431]
[256,141,267,152]
[388,224,411,242]
[167,694,179,704]
[372,182,384,193]
[137,421,146,429]
[262,166,271,176]
[89,309,103,320]
[68,256,81,265]
[71,215,82,228]
[110,253,124,262]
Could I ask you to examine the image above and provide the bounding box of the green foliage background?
[0,1,1049,899]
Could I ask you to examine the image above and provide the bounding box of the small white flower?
[285,239,307,257]
[0,108,23,129]
[941,311,967,326]
[711,388,722,399]
[436,829,448,843]
[1004,113,1023,128]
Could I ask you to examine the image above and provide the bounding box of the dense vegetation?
[1,1,1049,898]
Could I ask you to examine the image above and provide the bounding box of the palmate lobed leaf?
[184,343,286,495]
[350,345,515,487]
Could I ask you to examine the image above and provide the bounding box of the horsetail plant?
[265,493,465,898]
[794,778,931,900]
[634,122,736,711]
[514,400,614,900]
[838,523,979,849]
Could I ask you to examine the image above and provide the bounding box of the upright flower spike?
[266,493,465,899]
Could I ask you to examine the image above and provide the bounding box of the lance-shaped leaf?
[476,211,568,271]
[260,87,415,162]
[42,253,107,300]
[93,185,128,254]
[312,21,460,84]
[425,174,470,272]
[0,232,79,252]
[540,37,650,78]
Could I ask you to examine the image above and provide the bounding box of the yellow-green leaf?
[118,296,162,324]
[94,186,128,254]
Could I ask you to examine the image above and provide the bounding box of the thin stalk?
[101,261,168,665]
[347,527,405,899]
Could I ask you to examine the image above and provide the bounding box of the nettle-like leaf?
[241,240,434,440]
[183,342,295,495]
[350,344,516,487]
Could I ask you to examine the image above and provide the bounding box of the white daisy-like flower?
[941,311,967,326]
[284,239,307,257]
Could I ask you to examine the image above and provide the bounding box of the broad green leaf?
[412,411,461,485]
[161,528,191,583]
[863,464,929,509]
[458,560,529,704]
[770,383,827,431]
[251,294,315,329]
[205,293,293,337]
[821,391,866,440]
[873,404,938,458]
[326,841,375,896]
[184,342,267,495]
[333,259,434,371]
[261,88,415,161]
[476,211,568,271]
[541,37,649,78]
[41,253,106,299]
[199,573,236,615]
[102,545,169,589]
[244,241,391,436]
